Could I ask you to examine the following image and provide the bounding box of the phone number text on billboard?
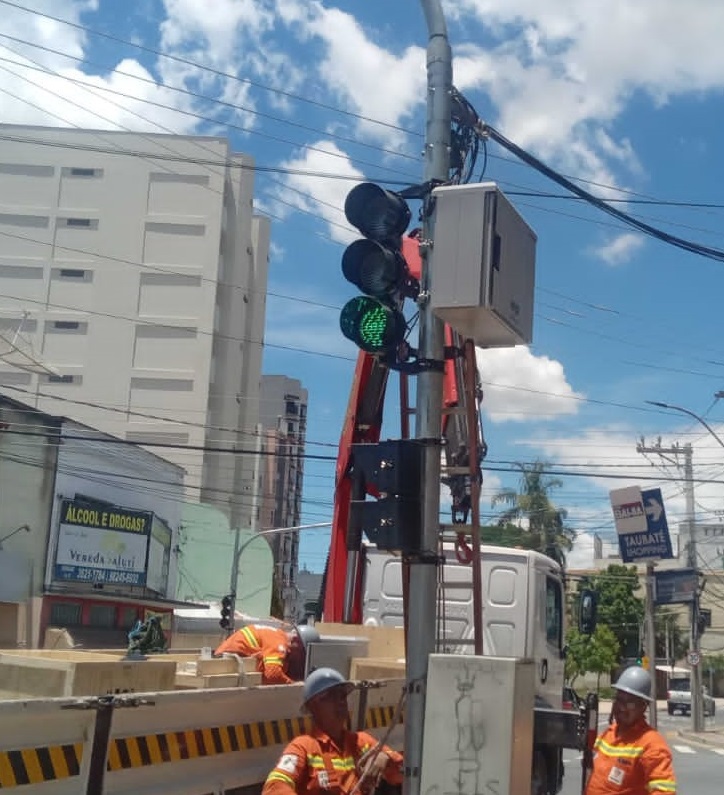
[54,565,145,586]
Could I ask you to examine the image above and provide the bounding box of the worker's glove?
[356,749,389,795]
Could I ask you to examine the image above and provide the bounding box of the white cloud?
[269,141,364,244]
[280,3,426,148]
[160,0,274,66]
[476,345,584,421]
[591,232,644,265]
[445,1,724,187]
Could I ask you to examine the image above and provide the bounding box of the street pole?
[682,443,704,732]
[645,401,713,732]
[404,3,452,795]
[227,426,263,634]
[225,521,332,632]
[644,562,657,727]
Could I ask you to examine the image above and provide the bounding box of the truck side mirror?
[579,589,598,635]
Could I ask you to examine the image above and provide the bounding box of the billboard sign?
[653,568,698,605]
[54,500,152,586]
[610,486,674,563]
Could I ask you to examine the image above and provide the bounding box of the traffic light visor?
[342,239,401,297]
[345,183,411,241]
[340,296,406,353]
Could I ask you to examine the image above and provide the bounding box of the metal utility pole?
[404,3,452,795]
[637,437,702,730]
[681,443,704,733]
[646,400,715,732]
[644,562,657,727]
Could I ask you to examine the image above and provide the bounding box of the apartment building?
[258,375,308,620]
[0,125,269,528]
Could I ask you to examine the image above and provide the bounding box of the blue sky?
[3,0,724,573]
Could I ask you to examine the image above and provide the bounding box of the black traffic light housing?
[339,183,418,357]
[220,593,234,630]
[349,439,425,553]
[697,607,712,636]
[578,588,598,635]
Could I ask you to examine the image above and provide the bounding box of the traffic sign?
[610,486,674,563]
[687,651,701,666]
[654,568,698,605]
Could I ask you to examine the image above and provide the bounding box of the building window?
[50,602,82,626]
[47,374,78,384]
[285,401,298,416]
[61,218,98,229]
[59,269,87,278]
[69,168,100,177]
[88,604,116,628]
[52,321,81,330]
[121,607,140,629]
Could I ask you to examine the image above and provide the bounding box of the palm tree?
[491,461,576,566]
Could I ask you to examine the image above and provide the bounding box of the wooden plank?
[349,657,405,680]
[174,672,240,689]
[316,623,405,659]
[0,652,177,697]
[196,658,239,676]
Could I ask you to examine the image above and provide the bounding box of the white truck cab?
[362,543,567,709]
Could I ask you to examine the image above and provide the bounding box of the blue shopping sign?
[615,487,674,563]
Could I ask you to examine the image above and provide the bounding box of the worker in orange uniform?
[263,667,403,795]
[214,623,320,685]
[586,666,676,795]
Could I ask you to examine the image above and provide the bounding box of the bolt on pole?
[403,4,452,795]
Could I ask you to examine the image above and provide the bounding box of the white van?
[362,543,567,709]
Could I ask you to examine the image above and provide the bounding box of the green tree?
[565,625,620,690]
[492,461,576,566]
[577,565,644,660]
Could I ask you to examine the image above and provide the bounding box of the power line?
[0,0,420,138]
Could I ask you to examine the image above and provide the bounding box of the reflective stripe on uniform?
[594,737,644,758]
[240,626,260,648]
[648,780,676,793]
[267,770,296,786]
[330,756,356,771]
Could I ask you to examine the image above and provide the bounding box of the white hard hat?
[613,666,652,702]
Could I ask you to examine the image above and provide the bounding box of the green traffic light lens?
[340,296,405,353]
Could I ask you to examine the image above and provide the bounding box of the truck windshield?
[669,678,690,691]
[546,576,562,647]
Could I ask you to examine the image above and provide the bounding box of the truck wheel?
[531,751,548,795]
[667,705,673,715]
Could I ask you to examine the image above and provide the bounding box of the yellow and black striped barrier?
[0,743,82,788]
[0,707,400,785]
[106,716,314,771]
[364,705,398,730]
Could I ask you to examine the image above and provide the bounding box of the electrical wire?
[478,122,724,265]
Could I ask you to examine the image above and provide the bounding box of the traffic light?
[219,594,234,630]
[641,656,650,670]
[578,588,598,635]
[697,607,712,636]
[339,183,418,356]
[349,439,425,553]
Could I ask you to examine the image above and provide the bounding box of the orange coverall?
[585,719,676,795]
[263,726,403,795]
[214,625,293,684]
